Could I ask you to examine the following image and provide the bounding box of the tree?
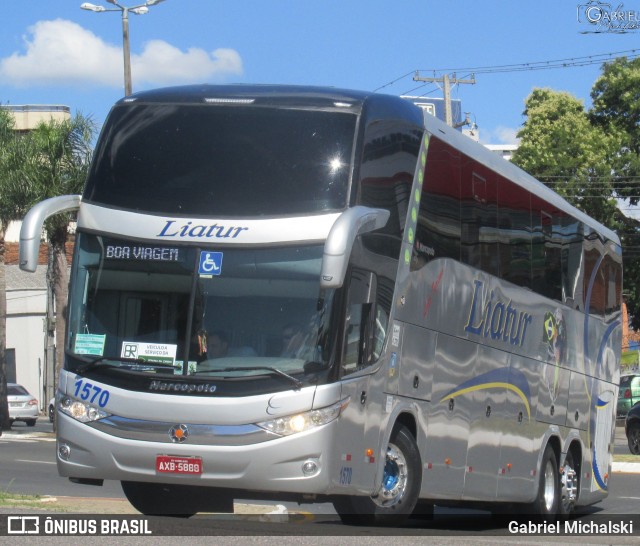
[513,88,622,227]
[590,57,640,328]
[590,56,640,205]
[0,107,35,430]
[513,85,640,329]
[19,114,96,388]
[0,107,15,431]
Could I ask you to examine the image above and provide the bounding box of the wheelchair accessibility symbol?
[198,251,223,276]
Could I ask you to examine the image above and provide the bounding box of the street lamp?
[80,0,166,96]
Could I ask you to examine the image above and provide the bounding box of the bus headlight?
[256,398,349,436]
[59,395,110,423]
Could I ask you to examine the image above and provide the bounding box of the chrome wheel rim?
[561,460,577,513]
[371,442,408,508]
[543,459,556,512]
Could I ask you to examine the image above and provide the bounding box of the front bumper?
[56,411,336,495]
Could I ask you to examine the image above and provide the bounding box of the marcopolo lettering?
[157,220,249,239]
[464,279,532,347]
[149,380,216,393]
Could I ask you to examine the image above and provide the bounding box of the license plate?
[156,455,202,475]
[9,402,21,407]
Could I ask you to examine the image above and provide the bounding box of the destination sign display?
[104,243,181,262]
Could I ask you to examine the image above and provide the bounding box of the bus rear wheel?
[333,425,421,526]
[528,445,560,519]
[559,450,578,515]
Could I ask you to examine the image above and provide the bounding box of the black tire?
[26,419,37,427]
[529,444,560,519]
[333,425,422,526]
[628,424,640,455]
[559,450,578,515]
[121,481,233,517]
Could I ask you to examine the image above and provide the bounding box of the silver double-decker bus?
[20,85,621,524]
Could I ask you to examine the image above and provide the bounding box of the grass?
[621,350,639,369]
[614,453,640,463]
[0,488,43,508]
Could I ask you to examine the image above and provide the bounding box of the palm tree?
[20,114,96,388]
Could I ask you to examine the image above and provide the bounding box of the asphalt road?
[2,417,640,541]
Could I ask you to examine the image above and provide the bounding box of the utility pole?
[413,72,476,127]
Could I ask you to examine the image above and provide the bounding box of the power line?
[377,48,640,93]
[420,50,640,75]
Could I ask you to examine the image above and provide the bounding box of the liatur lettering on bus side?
[464,279,533,347]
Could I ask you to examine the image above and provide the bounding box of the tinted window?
[8,384,28,396]
[359,124,422,260]
[413,136,461,269]
[84,104,357,216]
[498,178,531,288]
[460,160,499,276]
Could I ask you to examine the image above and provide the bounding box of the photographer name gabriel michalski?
[509,519,634,535]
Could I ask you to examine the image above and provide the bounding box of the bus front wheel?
[333,425,421,526]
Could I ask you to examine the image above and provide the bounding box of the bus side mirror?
[19,195,82,272]
[320,206,390,289]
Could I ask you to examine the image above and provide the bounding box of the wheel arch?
[393,411,417,440]
[546,434,561,465]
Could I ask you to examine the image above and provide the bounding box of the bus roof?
[119,84,384,110]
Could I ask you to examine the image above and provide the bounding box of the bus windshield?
[66,233,337,394]
[83,103,357,216]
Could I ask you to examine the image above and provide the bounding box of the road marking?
[1,437,56,443]
[15,459,57,465]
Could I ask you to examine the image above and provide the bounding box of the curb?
[29,496,290,519]
[612,461,640,474]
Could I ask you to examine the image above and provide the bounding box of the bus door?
[332,268,388,495]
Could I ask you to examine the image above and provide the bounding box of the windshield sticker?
[105,243,181,262]
[198,251,223,277]
[174,361,197,375]
[74,333,106,356]
[121,341,177,365]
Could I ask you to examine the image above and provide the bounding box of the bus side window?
[341,269,388,376]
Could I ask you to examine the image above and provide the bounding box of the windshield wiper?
[76,356,176,375]
[195,366,303,390]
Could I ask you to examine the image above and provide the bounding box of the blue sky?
[1,1,638,143]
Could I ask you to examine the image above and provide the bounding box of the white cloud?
[478,125,521,145]
[493,126,520,145]
[0,19,243,88]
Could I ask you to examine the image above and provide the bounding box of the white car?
[48,397,56,423]
[8,383,39,426]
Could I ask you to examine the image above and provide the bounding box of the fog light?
[59,444,71,461]
[302,459,318,476]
